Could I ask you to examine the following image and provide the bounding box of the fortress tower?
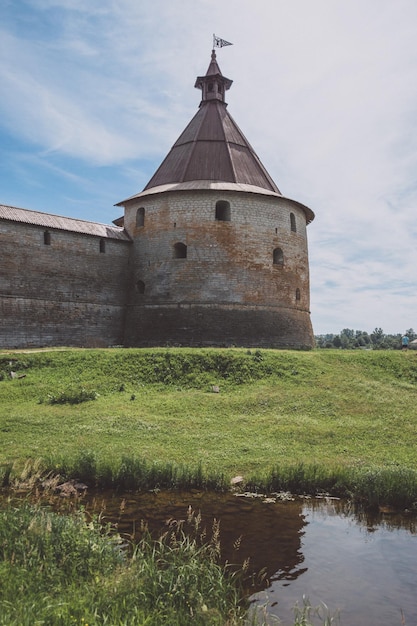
[118,50,315,348]
[0,49,315,350]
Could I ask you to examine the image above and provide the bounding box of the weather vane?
[213,34,233,49]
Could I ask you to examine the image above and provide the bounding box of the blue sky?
[2,0,417,335]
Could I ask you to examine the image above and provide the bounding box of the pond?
[72,489,417,625]
[6,488,417,624]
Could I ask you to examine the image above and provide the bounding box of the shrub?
[43,387,98,405]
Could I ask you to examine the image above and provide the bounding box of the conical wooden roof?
[143,50,281,194]
[116,52,314,224]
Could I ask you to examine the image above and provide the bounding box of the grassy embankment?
[1,347,416,624]
[1,347,417,508]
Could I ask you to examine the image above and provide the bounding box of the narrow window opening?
[275,227,278,234]
[290,212,297,233]
[208,82,214,92]
[99,238,106,253]
[136,280,145,294]
[215,200,231,222]
[173,242,187,259]
[174,222,177,228]
[296,288,301,301]
[273,247,284,266]
[136,207,145,228]
[43,231,51,245]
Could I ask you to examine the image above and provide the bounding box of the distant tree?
[332,335,342,348]
[354,330,371,348]
[314,334,335,348]
[314,327,413,350]
[371,328,385,348]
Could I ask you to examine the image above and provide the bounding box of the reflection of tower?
[209,494,308,588]
[117,50,315,349]
[100,491,307,591]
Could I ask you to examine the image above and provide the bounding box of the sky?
[1,0,417,336]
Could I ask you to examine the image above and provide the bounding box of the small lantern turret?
[194,50,233,106]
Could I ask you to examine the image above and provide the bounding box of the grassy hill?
[1,347,417,507]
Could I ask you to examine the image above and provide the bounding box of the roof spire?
[194,49,233,106]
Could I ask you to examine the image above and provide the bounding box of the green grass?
[0,501,245,625]
[1,347,416,624]
[2,347,417,507]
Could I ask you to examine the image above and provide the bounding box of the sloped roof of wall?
[0,204,131,241]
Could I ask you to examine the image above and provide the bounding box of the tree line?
[314,328,416,350]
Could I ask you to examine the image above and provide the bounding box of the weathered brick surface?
[0,221,131,348]
[123,189,314,348]
[124,304,313,348]
[0,188,314,349]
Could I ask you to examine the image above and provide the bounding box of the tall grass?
[247,463,417,510]
[50,451,229,492]
[3,455,417,510]
[0,502,246,625]
[292,597,340,625]
[0,500,337,625]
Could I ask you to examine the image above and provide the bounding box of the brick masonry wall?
[0,221,131,348]
[123,189,314,348]
[124,304,314,348]
[0,187,314,349]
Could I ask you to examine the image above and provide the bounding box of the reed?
[351,466,417,509]
[251,463,352,497]
[248,463,417,510]
[293,596,340,625]
[3,455,417,510]
[0,501,246,625]
[50,451,229,492]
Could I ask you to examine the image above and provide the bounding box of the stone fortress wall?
[0,217,131,349]
[0,185,314,349]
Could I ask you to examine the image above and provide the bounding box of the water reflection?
[85,490,308,591]
[84,491,417,625]
[308,495,417,533]
[257,497,417,626]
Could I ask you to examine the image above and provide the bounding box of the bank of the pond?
[3,457,417,511]
[1,348,417,509]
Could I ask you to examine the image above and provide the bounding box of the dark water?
[76,489,417,625]
[7,489,417,624]
[251,498,417,625]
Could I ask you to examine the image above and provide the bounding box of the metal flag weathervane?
[213,34,233,48]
